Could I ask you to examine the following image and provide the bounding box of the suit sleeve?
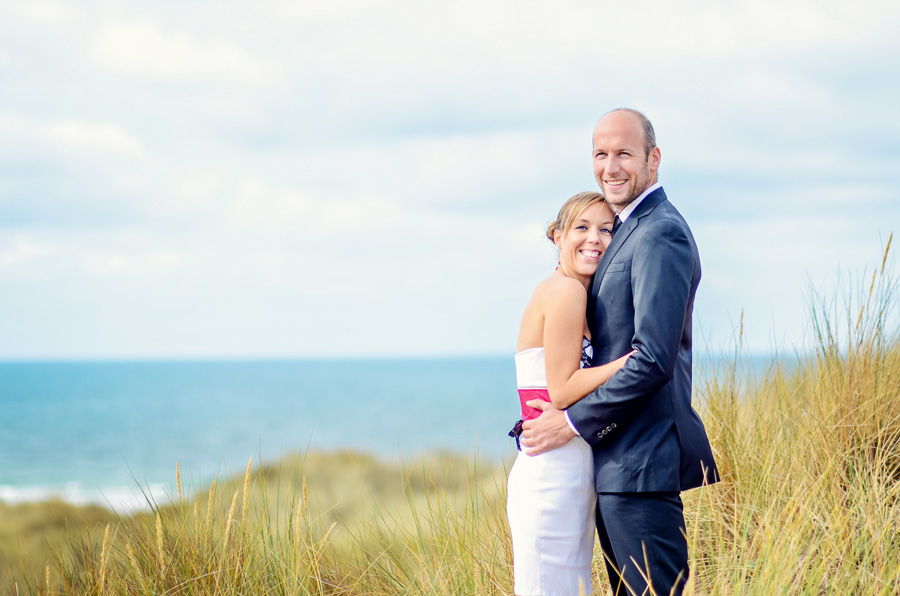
[566,218,693,446]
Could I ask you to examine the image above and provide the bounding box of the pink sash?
[518,388,550,421]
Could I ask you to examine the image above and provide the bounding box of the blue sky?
[1,0,897,359]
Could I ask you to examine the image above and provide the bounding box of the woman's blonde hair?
[546,191,607,243]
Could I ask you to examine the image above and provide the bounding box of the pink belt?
[518,388,550,421]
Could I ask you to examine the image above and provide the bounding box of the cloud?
[0,113,142,158]
[0,113,148,230]
[8,1,74,23]
[45,120,143,156]
[0,0,898,358]
[89,18,280,82]
[261,0,376,21]
[0,236,54,270]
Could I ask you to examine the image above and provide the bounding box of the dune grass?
[4,239,899,595]
[685,236,900,595]
[0,499,116,589]
[9,450,510,595]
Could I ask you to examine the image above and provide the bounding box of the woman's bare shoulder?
[533,274,588,307]
[519,274,587,350]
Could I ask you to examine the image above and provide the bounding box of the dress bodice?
[514,338,593,421]
[515,337,593,388]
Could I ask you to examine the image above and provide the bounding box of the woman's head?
[548,192,615,285]
[546,192,608,242]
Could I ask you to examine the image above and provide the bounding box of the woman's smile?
[555,202,615,286]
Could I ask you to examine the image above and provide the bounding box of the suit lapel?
[589,188,668,297]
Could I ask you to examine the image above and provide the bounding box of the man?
[521,108,718,596]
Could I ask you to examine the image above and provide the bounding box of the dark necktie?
[612,215,622,235]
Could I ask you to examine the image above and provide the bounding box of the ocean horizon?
[1,356,520,512]
[1,353,784,512]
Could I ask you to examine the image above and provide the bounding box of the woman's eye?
[576,225,588,230]
[600,228,612,235]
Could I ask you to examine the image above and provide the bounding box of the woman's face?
[555,202,615,285]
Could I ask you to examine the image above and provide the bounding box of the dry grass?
[685,236,899,595]
[0,500,115,588]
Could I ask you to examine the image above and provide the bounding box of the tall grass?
[688,236,899,595]
[8,240,900,595]
[12,450,512,595]
[0,500,115,589]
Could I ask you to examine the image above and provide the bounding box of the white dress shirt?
[616,181,661,222]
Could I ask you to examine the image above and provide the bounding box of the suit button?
[601,429,608,436]
[597,433,604,439]
[610,423,617,429]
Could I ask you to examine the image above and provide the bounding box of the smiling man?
[592,110,659,211]
[521,108,719,596]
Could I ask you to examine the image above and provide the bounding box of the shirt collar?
[616,181,662,222]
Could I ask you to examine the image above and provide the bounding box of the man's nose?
[605,155,620,174]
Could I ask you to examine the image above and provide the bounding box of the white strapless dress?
[507,343,596,596]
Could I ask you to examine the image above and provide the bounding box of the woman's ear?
[553,229,562,248]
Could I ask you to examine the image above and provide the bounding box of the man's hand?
[520,400,577,456]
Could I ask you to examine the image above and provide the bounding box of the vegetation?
[0,500,115,589]
[685,237,899,595]
[3,239,898,595]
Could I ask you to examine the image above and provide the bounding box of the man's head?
[591,108,661,211]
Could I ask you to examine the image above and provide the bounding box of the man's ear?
[648,146,661,174]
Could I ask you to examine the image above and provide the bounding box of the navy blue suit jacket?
[567,187,718,493]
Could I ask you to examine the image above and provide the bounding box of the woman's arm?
[549,352,634,409]
[542,279,634,409]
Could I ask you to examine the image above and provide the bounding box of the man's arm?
[520,400,575,456]
[522,348,634,455]
[566,218,694,445]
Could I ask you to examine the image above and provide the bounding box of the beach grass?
[3,239,899,595]
[0,499,116,589]
[4,449,511,594]
[684,236,899,595]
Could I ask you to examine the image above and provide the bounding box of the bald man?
[522,109,719,596]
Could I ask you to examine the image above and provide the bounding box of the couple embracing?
[507,109,719,596]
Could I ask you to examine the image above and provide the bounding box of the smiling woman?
[549,197,615,289]
[506,191,633,596]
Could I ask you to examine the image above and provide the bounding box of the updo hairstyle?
[546,191,607,244]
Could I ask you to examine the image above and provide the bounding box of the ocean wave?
[0,483,172,513]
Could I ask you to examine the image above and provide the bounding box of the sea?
[0,358,519,512]
[0,354,779,512]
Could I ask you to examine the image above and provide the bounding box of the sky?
[0,0,898,359]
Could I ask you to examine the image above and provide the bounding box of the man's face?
[591,111,661,210]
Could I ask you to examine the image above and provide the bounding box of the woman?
[507,192,632,596]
